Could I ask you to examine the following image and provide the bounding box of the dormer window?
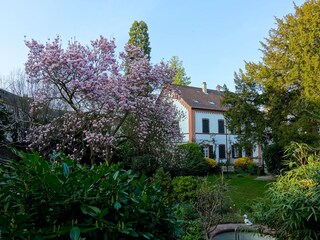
[208,101,215,105]
[193,99,199,103]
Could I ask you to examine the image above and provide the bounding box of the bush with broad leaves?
[0,150,180,239]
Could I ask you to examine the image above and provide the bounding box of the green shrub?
[247,162,259,175]
[152,167,172,190]
[254,144,320,240]
[174,204,202,240]
[172,176,199,203]
[263,143,285,174]
[131,154,159,176]
[180,220,203,240]
[164,143,210,176]
[151,167,172,202]
[0,150,179,239]
[175,203,199,222]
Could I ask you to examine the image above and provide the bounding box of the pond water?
[212,231,275,240]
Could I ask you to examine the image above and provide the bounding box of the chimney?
[216,84,221,92]
[202,82,207,94]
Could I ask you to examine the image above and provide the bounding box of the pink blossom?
[25,36,182,163]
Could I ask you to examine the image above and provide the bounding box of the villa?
[172,82,262,165]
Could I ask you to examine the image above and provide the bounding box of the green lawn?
[208,173,273,214]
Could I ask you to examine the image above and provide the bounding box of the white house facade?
[173,82,262,165]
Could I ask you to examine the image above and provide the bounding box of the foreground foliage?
[254,143,320,240]
[0,150,179,239]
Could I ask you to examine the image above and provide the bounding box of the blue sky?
[0,0,305,91]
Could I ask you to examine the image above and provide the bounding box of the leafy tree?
[128,20,151,60]
[255,0,320,104]
[169,56,191,85]
[222,70,266,152]
[24,36,180,164]
[248,0,320,146]
[223,0,320,154]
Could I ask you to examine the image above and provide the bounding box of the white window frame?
[203,146,209,158]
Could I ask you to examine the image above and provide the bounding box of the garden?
[1,1,320,239]
[2,142,319,240]
[0,143,270,240]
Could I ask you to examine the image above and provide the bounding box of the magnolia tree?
[25,36,181,164]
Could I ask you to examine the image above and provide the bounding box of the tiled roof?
[173,84,226,111]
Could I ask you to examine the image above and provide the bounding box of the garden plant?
[0,150,180,239]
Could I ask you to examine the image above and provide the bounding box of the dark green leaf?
[114,201,121,211]
[113,171,119,180]
[70,227,80,240]
[62,162,70,176]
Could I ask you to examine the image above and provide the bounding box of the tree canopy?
[128,20,151,60]
[24,36,180,164]
[255,0,320,104]
[169,56,191,86]
[222,70,266,149]
[223,0,320,151]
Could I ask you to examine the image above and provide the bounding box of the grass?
[207,173,273,215]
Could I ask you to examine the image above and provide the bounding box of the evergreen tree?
[222,70,266,150]
[223,0,320,154]
[128,20,151,60]
[254,0,320,104]
[169,56,191,85]
[250,0,320,147]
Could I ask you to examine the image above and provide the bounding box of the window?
[202,119,209,133]
[232,145,242,158]
[218,119,225,134]
[209,145,214,159]
[219,144,226,159]
[202,145,214,158]
[202,146,209,158]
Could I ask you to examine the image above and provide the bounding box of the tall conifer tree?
[128,20,151,60]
